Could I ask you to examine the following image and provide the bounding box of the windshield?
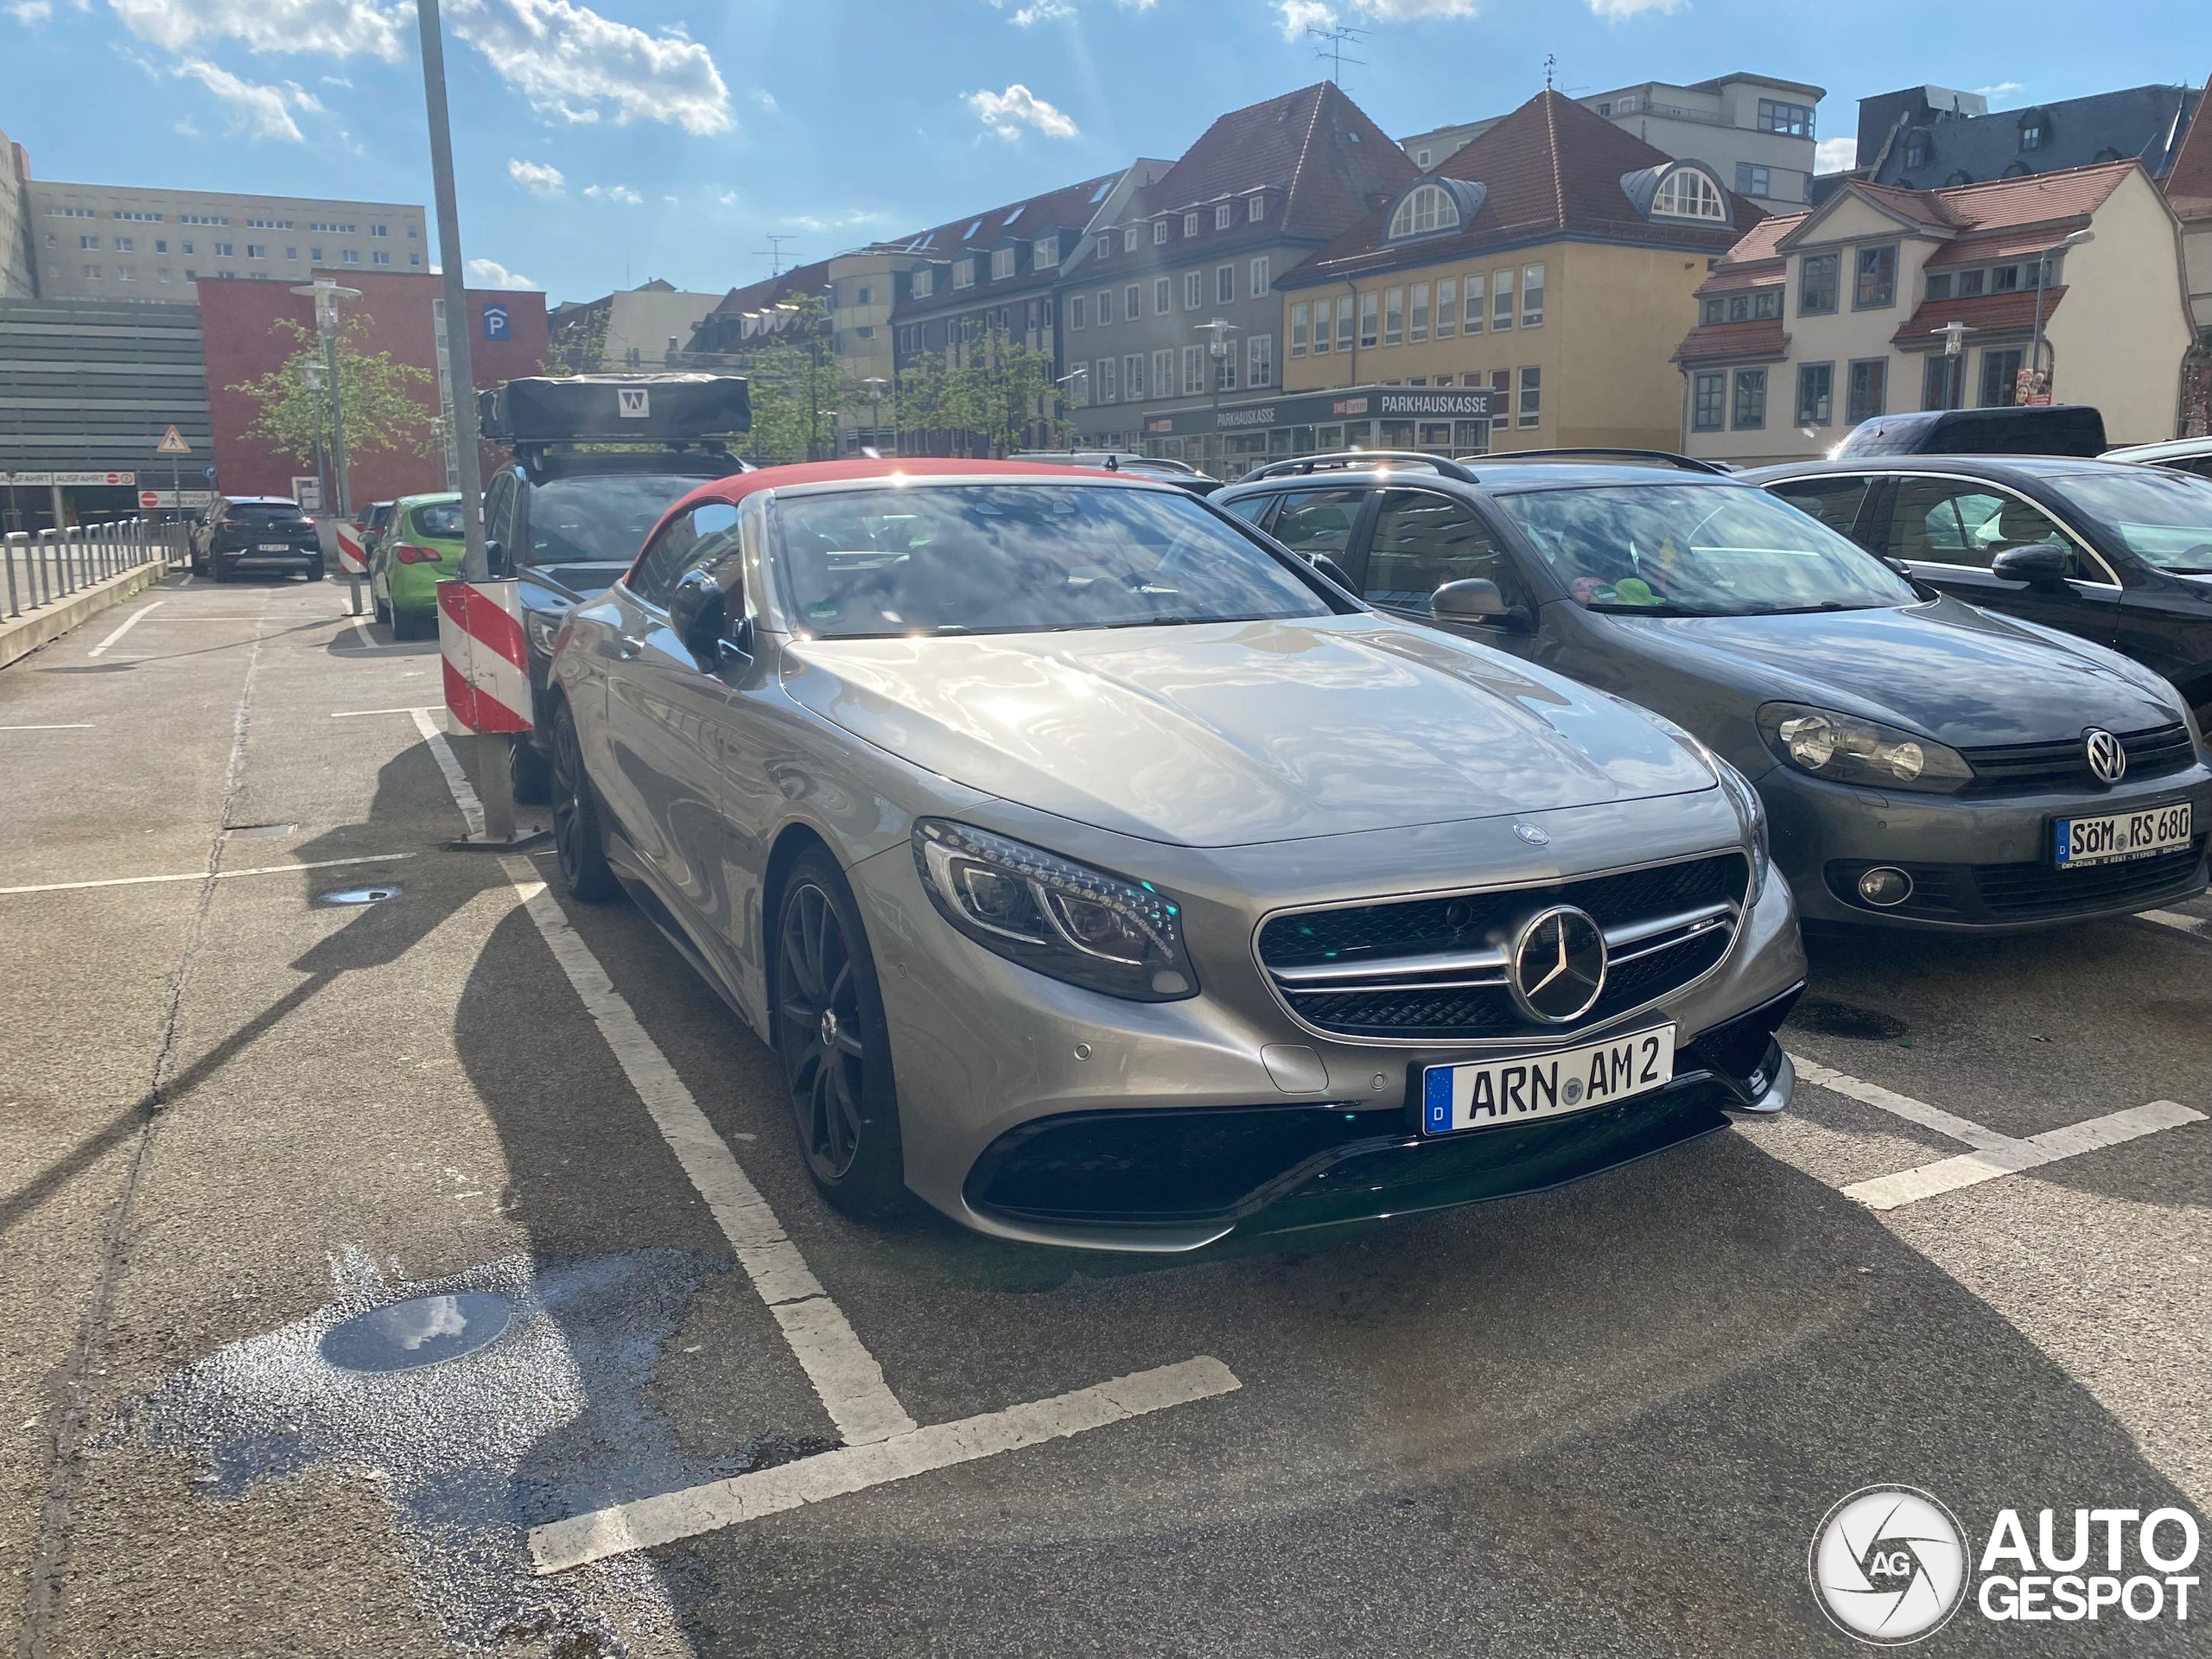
[2050,469,2212,573]
[775,484,1336,639]
[528,474,709,567]
[411,502,462,538]
[1496,483,1920,616]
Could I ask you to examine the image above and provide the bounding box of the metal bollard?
[36,527,54,607]
[3,531,20,618]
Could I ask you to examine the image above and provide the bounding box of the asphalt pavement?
[1,574,2205,1657]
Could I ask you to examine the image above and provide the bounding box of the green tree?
[728,295,845,464]
[227,317,437,469]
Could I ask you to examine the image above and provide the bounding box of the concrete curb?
[0,562,174,671]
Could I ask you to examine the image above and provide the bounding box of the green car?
[371,493,461,639]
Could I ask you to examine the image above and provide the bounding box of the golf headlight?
[912,819,1198,1001]
[524,609,562,658]
[1757,702,1971,793]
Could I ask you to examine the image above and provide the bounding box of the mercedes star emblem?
[2083,728,2127,785]
[1509,905,1608,1024]
[1513,822,1551,847]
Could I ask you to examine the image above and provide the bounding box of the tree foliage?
[893,334,1073,457]
[227,317,436,469]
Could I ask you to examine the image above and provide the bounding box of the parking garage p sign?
[1811,1487,2201,1643]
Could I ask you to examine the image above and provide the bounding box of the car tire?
[391,608,426,641]
[510,737,552,804]
[304,563,325,582]
[373,588,391,625]
[210,562,232,583]
[772,849,914,1222]
[549,701,620,904]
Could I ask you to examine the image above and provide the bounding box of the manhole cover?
[1793,998,1909,1041]
[320,1292,513,1374]
[316,884,400,906]
[227,823,298,838]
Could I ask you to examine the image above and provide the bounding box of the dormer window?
[990,247,1014,280]
[1032,234,1059,268]
[952,257,975,289]
[1387,182,1463,239]
[1247,194,1266,222]
[1651,167,1726,222]
[1904,132,1930,168]
[1123,226,1140,251]
[1184,212,1199,237]
[2019,110,2049,151]
[1154,219,1169,245]
[1096,234,1110,258]
[911,268,934,300]
[1215,202,1233,229]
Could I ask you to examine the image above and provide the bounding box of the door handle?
[618,633,645,658]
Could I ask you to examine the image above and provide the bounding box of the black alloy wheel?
[549,703,618,901]
[773,853,911,1217]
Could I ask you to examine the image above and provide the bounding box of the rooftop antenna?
[754,233,793,277]
[1544,53,1558,91]
[1308,23,1366,86]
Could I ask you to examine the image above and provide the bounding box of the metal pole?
[3,531,19,617]
[2031,257,2049,404]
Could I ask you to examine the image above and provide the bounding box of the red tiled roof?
[712,259,833,316]
[1923,225,2091,268]
[1931,159,2135,231]
[1671,319,1789,365]
[1281,91,1759,289]
[1891,286,2067,349]
[1695,262,1783,296]
[898,170,1127,264]
[1847,179,1960,228]
[2162,71,2212,217]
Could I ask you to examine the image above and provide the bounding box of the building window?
[1215,202,1233,229]
[1703,296,1725,325]
[1904,132,1930,169]
[1692,372,1726,431]
[1387,183,1462,239]
[1125,283,1141,321]
[1215,343,1238,393]
[855,324,875,340]
[1653,168,1727,220]
[1980,347,2024,407]
[115,266,136,282]
[1215,264,1235,306]
[1736,163,1774,200]
[1796,362,1834,425]
[372,250,391,265]
[1123,226,1140,251]
[1153,349,1173,397]
[1183,345,1205,395]
[157,269,171,283]
[1464,272,1484,334]
[1517,365,1541,429]
[1358,291,1379,349]
[1248,194,1265,222]
[1096,235,1111,259]
[954,258,976,289]
[1184,270,1202,309]
[1311,300,1331,355]
[283,245,298,261]
[1924,271,1953,300]
[115,235,135,252]
[1098,357,1118,402]
[1383,287,1404,346]
[1957,269,1986,296]
[2019,113,2047,151]
[1292,302,1310,356]
[1732,368,1767,429]
[989,248,1014,279]
[1068,294,1085,330]
[372,223,388,237]
[1124,353,1144,399]
[1415,147,1433,166]
[1154,276,1171,315]
[1491,269,1514,331]
[214,242,235,257]
[1757,99,1815,138]
[1249,256,1268,299]
[81,264,101,278]
[1853,245,1897,309]
[1435,276,1457,340]
[1521,263,1545,327]
[1096,289,1113,325]
[1491,369,1511,433]
[1847,358,1888,423]
[1154,220,1169,245]
[409,253,422,268]
[1033,234,1059,268]
[1248,334,1272,388]
[1336,295,1355,353]
[1409,282,1430,343]
[1991,264,2021,293]
[1184,212,1199,238]
[912,269,934,300]
[79,234,99,250]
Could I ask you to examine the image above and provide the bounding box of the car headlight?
[1756,702,1972,794]
[912,819,1198,1001]
[524,609,562,658]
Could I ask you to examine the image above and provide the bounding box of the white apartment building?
[1402,73,1825,216]
[27,179,427,302]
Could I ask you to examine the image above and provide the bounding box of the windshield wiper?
[1585,601,1699,617]
[1751,601,1882,614]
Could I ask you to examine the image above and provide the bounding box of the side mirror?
[484,537,509,577]
[1432,577,1511,625]
[1308,552,1355,591]
[668,567,728,661]
[1990,543,2073,587]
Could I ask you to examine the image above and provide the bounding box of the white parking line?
[530,1357,1242,1574]
[1788,1054,2206,1211]
[349,615,376,650]
[87,601,162,658]
[333,706,442,718]
[177,573,194,588]
[0,724,94,732]
[409,709,481,839]
[2135,909,2205,937]
[0,852,412,897]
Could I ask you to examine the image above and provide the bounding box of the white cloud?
[173,59,322,142]
[783,208,892,234]
[1007,0,1073,22]
[506,156,567,196]
[1975,80,2024,100]
[1815,136,1857,175]
[747,86,779,115]
[1586,0,1681,16]
[467,256,538,289]
[320,73,351,87]
[7,1,55,23]
[1354,0,1477,16]
[107,0,411,60]
[447,0,733,134]
[1275,0,1484,33]
[1274,0,1335,38]
[582,182,642,205]
[717,189,741,208]
[965,83,1078,141]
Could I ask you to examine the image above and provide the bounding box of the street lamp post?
[862,376,888,455]
[293,279,364,613]
[301,359,328,516]
[1194,318,1239,475]
[1931,320,1974,412]
[2031,228,2094,403]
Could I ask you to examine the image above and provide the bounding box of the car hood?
[779,614,1716,848]
[1601,599,2180,745]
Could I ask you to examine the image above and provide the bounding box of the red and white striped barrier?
[436,578,533,735]
[334,520,369,577]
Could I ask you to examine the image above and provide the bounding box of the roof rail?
[1244,450,1479,484]
[1458,447,1730,476]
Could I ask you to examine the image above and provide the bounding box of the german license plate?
[2053,802,2193,868]
[1421,1026,1676,1136]
[257,542,292,552]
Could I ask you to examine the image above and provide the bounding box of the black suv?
[1745,455,2212,729]
[191,496,323,582]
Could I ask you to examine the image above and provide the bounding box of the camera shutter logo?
[618,387,652,420]
[2084,728,2126,785]
[1809,1486,1968,1645]
[1507,906,1606,1024]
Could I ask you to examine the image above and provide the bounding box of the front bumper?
[849,804,1807,1252]
[1762,760,2212,931]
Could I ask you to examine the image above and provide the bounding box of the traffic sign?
[482,302,511,341]
[154,425,193,456]
[2,471,137,487]
[203,466,218,482]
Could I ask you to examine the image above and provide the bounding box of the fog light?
[1857,867,1913,907]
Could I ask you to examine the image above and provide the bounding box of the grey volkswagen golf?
[1216,453,2212,933]
[543,459,1804,1251]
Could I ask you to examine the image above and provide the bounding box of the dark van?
[1832,404,2107,459]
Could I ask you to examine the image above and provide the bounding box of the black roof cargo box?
[479,373,750,444]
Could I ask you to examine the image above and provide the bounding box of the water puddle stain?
[1790,998,1910,1041]
[107,1249,788,1657]
[315,884,401,906]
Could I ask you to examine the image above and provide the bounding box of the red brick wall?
[200,272,547,508]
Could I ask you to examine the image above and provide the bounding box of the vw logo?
[1808,1486,1968,1646]
[1508,905,1607,1024]
[1512,822,1551,847]
[2083,728,2127,785]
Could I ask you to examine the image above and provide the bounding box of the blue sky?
[4,0,2209,303]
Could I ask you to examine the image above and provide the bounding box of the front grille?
[1961,723,2199,795]
[1826,838,2208,923]
[1258,851,1750,1043]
